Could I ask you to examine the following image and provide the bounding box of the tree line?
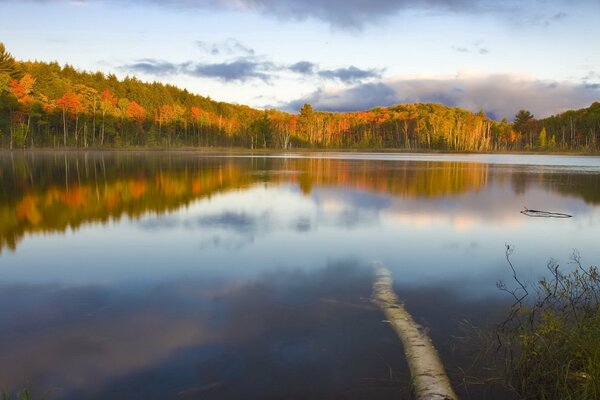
[1,43,599,152]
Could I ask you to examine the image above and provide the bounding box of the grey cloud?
[162,0,592,29]
[123,59,179,76]
[286,82,397,112]
[207,0,520,28]
[289,61,317,74]
[121,58,274,82]
[8,0,596,29]
[283,75,600,120]
[196,38,255,56]
[318,66,381,83]
[289,62,380,83]
[185,59,274,81]
[121,58,378,84]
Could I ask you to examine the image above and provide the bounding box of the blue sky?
[1,0,599,119]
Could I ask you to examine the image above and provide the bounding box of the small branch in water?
[520,206,572,218]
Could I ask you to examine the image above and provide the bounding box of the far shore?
[1,146,599,157]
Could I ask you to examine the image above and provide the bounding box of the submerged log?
[372,263,457,400]
[520,207,572,218]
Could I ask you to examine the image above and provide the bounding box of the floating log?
[372,263,457,400]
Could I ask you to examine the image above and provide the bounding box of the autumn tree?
[7,74,36,147]
[99,89,117,145]
[56,91,83,146]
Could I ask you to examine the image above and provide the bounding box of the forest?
[1,43,599,152]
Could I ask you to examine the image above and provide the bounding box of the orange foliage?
[128,180,147,199]
[9,74,36,105]
[60,187,90,207]
[16,195,42,225]
[57,91,83,114]
[191,179,203,194]
[190,106,203,119]
[128,101,146,124]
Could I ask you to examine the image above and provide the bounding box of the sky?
[0,0,599,120]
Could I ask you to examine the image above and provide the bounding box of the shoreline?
[1,146,600,157]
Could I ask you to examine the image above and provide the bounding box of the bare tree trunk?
[372,263,458,400]
[92,99,97,145]
[63,108,68,146]
[101,110,106,146]
[75,114,79,147]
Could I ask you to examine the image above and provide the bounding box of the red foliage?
[190,106,203,119]
[56,92,83,114]
[9,74,36,105]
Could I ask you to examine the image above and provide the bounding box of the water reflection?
[2,151,600,399]
[0,264,415,400]
[2,151,600,254]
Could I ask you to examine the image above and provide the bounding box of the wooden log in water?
[372,263,458,400]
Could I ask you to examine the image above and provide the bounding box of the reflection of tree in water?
[0,152,252,252]
[509,167,600,205]
[1,152,598,252]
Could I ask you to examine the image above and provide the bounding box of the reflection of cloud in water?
[137,181,600,250]
[194,212,260,232]
[140,212,266,234]
[313,187,391,212]
[137,215,180,230]
[198,234,255,250]
[379,185,599,231]
[0,263,417,399]
[0,262,515,399]
[292,216,312,232]
[138,186,387,249]
[0,287,216,397]
[312,188,388,228]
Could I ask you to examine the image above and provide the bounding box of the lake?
[1,151,600,399]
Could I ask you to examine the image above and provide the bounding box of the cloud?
[551,11,568,20]
[153,0,594,29]
[317,66,382,83]
[286,82,397,112]
[283,74,600,119]
[196,38,255,56]
[121,58,275,82]
[121,57,379,84]
[185,59,274,81]
[123,59,179,76]
[451,41,489,55]
[205,0,524,28]
[289,62,381,83]
[289,61,317,74]
[7,0,596,30]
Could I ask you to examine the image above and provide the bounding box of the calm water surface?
[1,151,600,399]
